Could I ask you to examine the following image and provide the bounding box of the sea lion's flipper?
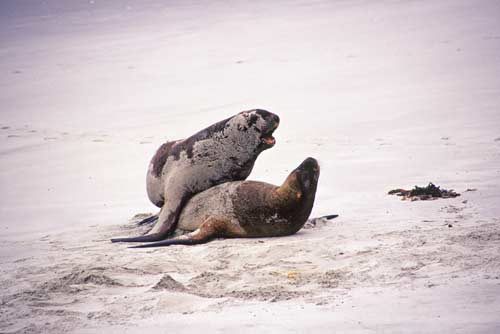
[111,206,179,243]
[111,233,166,243]
[129,217,226,248]
[320,214,339,220]
[136,213,159,226]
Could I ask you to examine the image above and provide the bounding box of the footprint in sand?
[494,137,500,142]
[7,134,22,138]
[311,137,328,147]
[44,137,59,141]
[2,126,10,130]
[91,134,109,142]
[375,138,391,146]
[441,136,455,146]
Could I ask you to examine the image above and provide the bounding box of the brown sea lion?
[111,109,279,243]
[129,157,320,248]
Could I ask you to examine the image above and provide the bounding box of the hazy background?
[1,0,500,237]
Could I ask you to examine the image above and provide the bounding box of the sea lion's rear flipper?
[129,217,226,248]
[136,213,159,226]
[320,214,339,220]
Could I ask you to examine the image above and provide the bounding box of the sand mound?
[40,267,122,294]
[59,268,122,287]
[152,274,186,292]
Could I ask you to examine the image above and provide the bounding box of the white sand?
[1,0,500,332]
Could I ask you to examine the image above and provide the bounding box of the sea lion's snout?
[261,111,279,131]
[270,114,280,128]
[299,157,320,173]
[296,157,320,190]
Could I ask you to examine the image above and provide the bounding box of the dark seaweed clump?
[388,183,460,201]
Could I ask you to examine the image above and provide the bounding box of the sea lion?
[129,157,320,248]
[111,109,280,243]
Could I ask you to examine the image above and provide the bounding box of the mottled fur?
[112,109,279,243]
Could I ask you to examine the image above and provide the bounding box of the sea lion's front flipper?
[111,233,165,243]
[111,206,179,243]
[129,217,226,248]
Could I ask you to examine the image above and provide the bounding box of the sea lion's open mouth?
[261,135,276,146]
[260,119,278,147]
[260,115,280,149]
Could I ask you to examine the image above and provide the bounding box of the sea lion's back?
[177,181,242,231]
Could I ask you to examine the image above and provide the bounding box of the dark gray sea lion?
[111,109,279,243]
[129,157,320,248]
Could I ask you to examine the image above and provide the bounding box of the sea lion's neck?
[272,172,303,208]
[273,171,318,227]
